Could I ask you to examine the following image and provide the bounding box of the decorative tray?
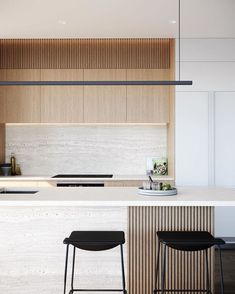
[138,187,177,196]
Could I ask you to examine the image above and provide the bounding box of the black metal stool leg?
[71,246,76,293]
[120,244,127,294]
[217,245,224,294]
[154,241,161,294]
[205,249,211,294]
[161,244,167,294]
[64,244,69,294]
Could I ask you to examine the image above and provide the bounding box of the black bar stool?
[153,231,225,294]
[63,231,127,294]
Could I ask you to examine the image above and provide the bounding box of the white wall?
[175,38,235,236]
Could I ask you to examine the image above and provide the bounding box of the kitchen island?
[0,186,235,294]
[1,186,235,206]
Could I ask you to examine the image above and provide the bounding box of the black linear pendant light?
[0,0,192,87]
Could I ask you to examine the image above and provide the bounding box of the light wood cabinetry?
[0,90,6,123]
[105,180,142,187]
[0,70,6,123]
[126,69,170,123]
[5,70,41,123]
[84,69,127,123]
[5,86,41,123]
[0,41,174,125]
[41,87,84,123]
[105,181,124,187]
[41,69,84,123]
[0,124,5,164]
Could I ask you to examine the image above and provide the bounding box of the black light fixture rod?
[0,80,192,86]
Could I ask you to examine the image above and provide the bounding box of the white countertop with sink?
[0,186,235,206]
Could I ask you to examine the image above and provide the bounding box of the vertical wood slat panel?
[128,207,214,294]
[0,39,171,69]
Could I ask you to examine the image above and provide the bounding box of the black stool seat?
[63,230,127,294]
[154,231,225,294]
[157,231,225,251]
[64,231,125,251]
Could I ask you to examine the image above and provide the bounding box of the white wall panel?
[215,207,235,237]
[175,38,235,235]
[175,92,209,185]
[177,39,235,62]
[176,62,235,92]
[215,92,235,186]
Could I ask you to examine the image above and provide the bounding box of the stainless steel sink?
[0,189,38,194]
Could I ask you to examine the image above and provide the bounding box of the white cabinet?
[215,92,235,237]
[215,92,235,186]
[175,92,209,186]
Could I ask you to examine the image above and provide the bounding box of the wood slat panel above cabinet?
[0,39,171,69]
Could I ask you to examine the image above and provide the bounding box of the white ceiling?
[0,0,234,39]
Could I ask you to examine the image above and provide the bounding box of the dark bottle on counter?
[10,153,16,176]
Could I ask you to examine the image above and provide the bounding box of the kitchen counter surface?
[0,174,174,182]
[0,186,235,206]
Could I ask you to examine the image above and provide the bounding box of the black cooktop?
[52,174,113,178]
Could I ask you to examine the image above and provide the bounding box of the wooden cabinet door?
[126,69,170,123]
[40,69,84,123]
[0,91,5,123]
[5,70,41,123]
[5,86,41,123]
[0,70,6,123]
[0,124,5,163]
[84,69,127,123]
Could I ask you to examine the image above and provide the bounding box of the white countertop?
[0,175,174,182]
[0,186,235,206]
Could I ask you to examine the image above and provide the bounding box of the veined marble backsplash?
[6,126,167,175]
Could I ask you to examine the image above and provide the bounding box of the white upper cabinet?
[215,92,235,186]
[175,91,209,186]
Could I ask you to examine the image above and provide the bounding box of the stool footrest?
[154,290,212,293]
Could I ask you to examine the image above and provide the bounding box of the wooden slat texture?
[128,207,214,294]
[0,39,171,69]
